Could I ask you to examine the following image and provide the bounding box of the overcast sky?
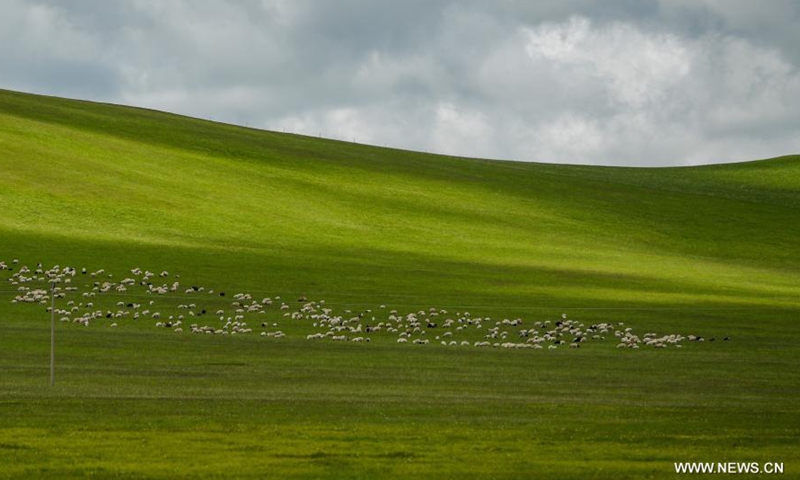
[2,0,799,166]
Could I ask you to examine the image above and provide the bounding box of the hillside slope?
[1,88,799,311]
[2,88,799,479]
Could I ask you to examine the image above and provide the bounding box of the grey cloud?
[0,0,798,165]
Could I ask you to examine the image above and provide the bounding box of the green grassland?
[0,88,798,479]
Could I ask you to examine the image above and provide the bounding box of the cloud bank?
[1,0,798,166]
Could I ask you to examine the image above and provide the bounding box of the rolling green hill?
[2,88,799,309]
[1,88,798,479]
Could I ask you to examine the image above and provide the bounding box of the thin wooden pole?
[50,281,55,387]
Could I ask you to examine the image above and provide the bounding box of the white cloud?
[527,17,691,108]
[507,16,800,164]
[431,103,495,158]
[1,1,798,166]
[529,114,606,164]
[269,9,800,166]
[3,2,97,61]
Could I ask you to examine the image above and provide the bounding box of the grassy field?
[1,88,798,479]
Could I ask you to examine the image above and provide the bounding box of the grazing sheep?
[2,262,714,357]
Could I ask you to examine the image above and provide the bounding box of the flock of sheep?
[2,260,719,350]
